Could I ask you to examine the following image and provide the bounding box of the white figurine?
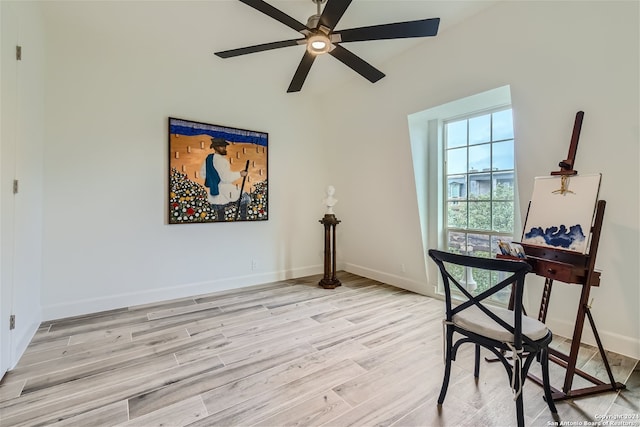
[323,185,338,215]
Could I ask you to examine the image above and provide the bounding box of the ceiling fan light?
[311,40,326,49]
[307,34,331,54]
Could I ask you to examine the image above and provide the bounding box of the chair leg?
[515,388,525,427]
[438,326,454,405]
[540,347,558,414]
[512,356,525,427]
[474,344,481,378]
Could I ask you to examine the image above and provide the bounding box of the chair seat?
[453,305,549,343]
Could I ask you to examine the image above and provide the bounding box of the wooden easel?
[520,111,625,400]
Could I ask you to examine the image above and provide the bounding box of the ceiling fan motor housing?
[214,0,440,92]
[307,14,320,29]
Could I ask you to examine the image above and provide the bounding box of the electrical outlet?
[401,263,406,273]
[251,260,257,270]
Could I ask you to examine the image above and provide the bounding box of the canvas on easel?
[503,111,625,401]
[522,173,601,254]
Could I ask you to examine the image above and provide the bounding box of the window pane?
[445,262,465,283]
[446,120,467,148]
[469,114,491,145]
[468,233,491,294]
[490,271,512,304]
[447,175,467,199]
[468,201,491,230]
[493,172,514,199]
[468,233,491,256]
[447,147,467,175]
[447,202,467,229]
[447,231,467,253]
[469,144,491,172]
[492,202,514,232]
[492,109,514,140]
[492,140,514,170]
[468,172,491,200]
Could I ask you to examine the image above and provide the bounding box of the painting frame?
[168,117,268,224]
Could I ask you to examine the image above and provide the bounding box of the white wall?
[1,0,46,372]
[40,1,331,319]
[321,1,639,358]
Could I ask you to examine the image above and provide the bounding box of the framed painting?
[168,117,268,223]
[521,173,601,253]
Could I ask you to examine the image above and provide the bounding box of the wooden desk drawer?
[529,258,585,284]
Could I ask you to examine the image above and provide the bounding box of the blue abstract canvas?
[522,174,601,253]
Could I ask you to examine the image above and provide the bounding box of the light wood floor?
[0,272,637,426]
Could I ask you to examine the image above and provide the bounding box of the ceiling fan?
[214,0,440,93]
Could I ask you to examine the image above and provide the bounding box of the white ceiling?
[42,0,499,95]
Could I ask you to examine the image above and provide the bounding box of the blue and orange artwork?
[523,224,586,251]
[168,117,268,224]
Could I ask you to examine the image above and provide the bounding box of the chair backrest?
[428,249,533,347]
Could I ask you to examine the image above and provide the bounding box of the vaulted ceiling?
[42,1,499,94]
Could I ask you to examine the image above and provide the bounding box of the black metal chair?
[428,249,557,427]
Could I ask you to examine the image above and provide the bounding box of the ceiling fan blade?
[329,44,385,83]
[239,0,308,32]
[318,0,353,31]
[287,51,316,93]
[215,38,304,58]
[335,18,440,42]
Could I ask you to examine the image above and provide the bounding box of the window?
[443,108,515,300]
[407,85,518,303]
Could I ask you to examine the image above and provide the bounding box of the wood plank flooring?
[0,272,637,426]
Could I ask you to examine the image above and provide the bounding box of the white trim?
[343,262,429,296]
[546,316,640,360]
[42,265,323,321]
[11,318,39,370]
